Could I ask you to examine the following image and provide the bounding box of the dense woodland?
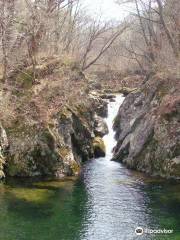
[0,0,179,109]
[0,0,179,77]
[0,0,179,130]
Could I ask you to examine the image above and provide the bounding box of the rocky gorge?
[0,57,179,182]
[0,95,109,179]
[0,58,111,179]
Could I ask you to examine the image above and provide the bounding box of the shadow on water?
[0,177,89,240]
[0,174,180,240]
[140,181,180,240]
[0,95,180,240]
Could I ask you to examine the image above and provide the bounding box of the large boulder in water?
[93,137,106,158]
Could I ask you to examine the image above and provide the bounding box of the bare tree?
[0,0,15,82]
[83,26,128,71]
[115,0,179,73]
[156,0,179,58]
[79,14,128,71]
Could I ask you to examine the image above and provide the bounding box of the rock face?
[88,91,108,117]
[0,123,8,178]
[94,114,108,137]
[113,73,180,179]
[93,137,106,158]
[3,97,108,178]
[5,104,95,178]
[0,57,108,179]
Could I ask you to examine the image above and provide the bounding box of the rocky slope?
[0,57,108,179]
[0,97,108,179]
[113,73,180,179]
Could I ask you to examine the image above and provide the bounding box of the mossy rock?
[6,126,61,177]
[0,170,5,179]
[58,107,72,121]
[93,137,106,158]
[10,188,53,204]
[169,157,180,179]
[70,161,80,175]
[0,155,5,178]
[59,146,71,159]
[6,153,31,177]
[120,87,138,96]
[59,146,80,176]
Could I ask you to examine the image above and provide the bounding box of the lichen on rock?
[4,97,106,178]
[113,73,180,179]
[0,57,109,180]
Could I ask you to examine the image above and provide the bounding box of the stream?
[0,95,180,240]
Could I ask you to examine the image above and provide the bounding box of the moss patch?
[59,146,71,159]
[93,137,106,158]
[70,161,80,175]
[33,178,76,190]
[10,188,53,203]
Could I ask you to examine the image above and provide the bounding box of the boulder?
[89,91,108,117]
[169,157,180,179]
[119,87,137,96]
[93,137,106,158]
[100,94,116,100]
[94,114,108,137]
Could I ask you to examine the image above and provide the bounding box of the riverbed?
[0,95,179,240]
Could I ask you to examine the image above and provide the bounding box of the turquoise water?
[0,96,179,240]
[0,169,180,240]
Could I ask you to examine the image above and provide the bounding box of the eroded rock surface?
[2,95,108,178]
[5,104,93,178]
[113,73,180,179]
[0,123,8,178]
[94,114,108,137]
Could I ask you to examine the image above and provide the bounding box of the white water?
[0,95,179,240]
[80,94,155,240]
[103,95,125,158]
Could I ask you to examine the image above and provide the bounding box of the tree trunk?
[156,0,179,58]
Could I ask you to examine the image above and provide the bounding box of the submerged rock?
[93,137,106,158]
[113,73,180,179]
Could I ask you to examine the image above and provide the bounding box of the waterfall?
[103,95,125,159]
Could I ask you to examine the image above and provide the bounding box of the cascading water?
[103,94,125,158]
[80,94,150,240]
[0,95,179,240]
